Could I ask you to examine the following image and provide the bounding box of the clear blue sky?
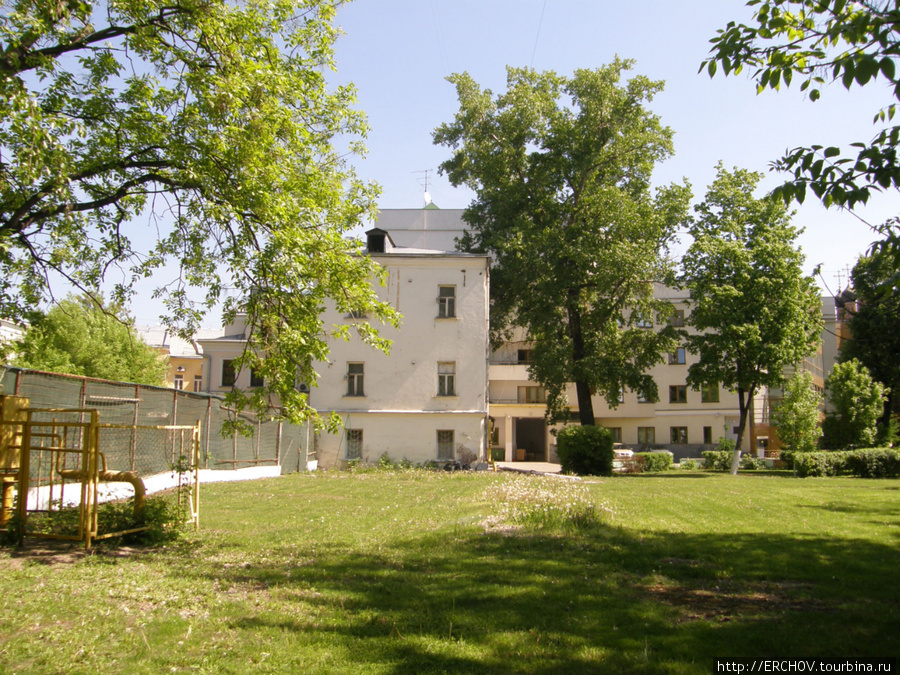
[130,0,897,324]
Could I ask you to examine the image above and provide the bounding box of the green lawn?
[1,470,898,674]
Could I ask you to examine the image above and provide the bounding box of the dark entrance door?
[514,418,546,461]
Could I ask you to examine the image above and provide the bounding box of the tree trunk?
[567,292,596,426]
[731,387,754,475]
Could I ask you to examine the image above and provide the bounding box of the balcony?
[489,361,532,381]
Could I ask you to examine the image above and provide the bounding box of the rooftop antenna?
[412,169,433,206]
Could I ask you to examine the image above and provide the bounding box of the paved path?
[493,461,563,475]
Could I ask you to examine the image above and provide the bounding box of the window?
[222,360,236,387]
[348,308,366,319]
[346,429,362,460]
[347,362,364,396]
[669,309,685,327]
[250,368,264,387]
[669,385,687,404]
[637,427,656,445]
[174,374,184,390]
[517,386,546,403]
[438,286,456,318]
[438,362,456,396]
[437,430,454,460]
[637,389,653,404]
[193,375,203,392]
[670,426,688,444]
[700,383,719,403]
[607,427,622,443]
[668,347,686,365]
[703,426,713,444]
[517,349,534,364]
[635,312,653,328]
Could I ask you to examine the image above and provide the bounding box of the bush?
[702,450,734,472]
[793,448,900,478]
[740,455,763,470]
[556,425,614,476]
[634,451,673,473]
[679,459,696,470]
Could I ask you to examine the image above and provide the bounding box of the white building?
[197,218,491,469]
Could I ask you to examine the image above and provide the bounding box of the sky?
[132,0,897,325]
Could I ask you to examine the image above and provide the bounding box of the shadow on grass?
[183,520,900,674]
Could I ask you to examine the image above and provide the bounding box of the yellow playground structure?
[0,395,200,548]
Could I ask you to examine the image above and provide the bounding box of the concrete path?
[493,461,563,475]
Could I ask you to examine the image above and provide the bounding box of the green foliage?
[680,165,823,473]
[0,0,398,427]
[704,0,900,210]
[555,425,615,476]
[634,451,673,473]
[434,61,690,425]
[825,359,888,448]
[793,448,900,478]
[11,294,167,384]
[702,450,736,472]
[841,249,900,427]
[741,455,763,471]
[679,459,697,470]
[771,370,823,453]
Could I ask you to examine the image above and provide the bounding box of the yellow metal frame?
[1,397,201,548]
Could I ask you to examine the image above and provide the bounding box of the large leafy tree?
[839,248,900,428]
[680,165,823,474]
[0,0,397,426]
[9,294,168,385]
[770,369,823,453]
[703,0,900,212]
[434,61,691,425]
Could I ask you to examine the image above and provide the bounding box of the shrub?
[792,448,900,478]
[702,450,734,472]
[556,425,614,476]
[634,451,673,473]
[740,454,763,470]
[679,459,696,470]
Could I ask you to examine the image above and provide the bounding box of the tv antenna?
[412,169,433,205]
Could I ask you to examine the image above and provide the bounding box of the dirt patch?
[639,579,830,623]
[0,541,151,569]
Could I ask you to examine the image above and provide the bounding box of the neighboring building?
[136,326,219,392]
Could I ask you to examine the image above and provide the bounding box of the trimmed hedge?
[556,426,614,476]
[793,448,900,478]
[635,451,673,473]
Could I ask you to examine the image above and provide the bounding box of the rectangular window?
[346,429,362,460]
[517,385,546,403]
[173,374,184,390]
[193,375,203,392]
[347,362,364,396]
[668,347,686,365]
[669,309,685,327]
[637,389,653,404]
[607,427,622,443]
[669,385,688,404]
[348,308,366,319]
[438,362,456,396]
[700,383,719,403]
[635,312,653,328]
[222,360,236,387]
[438,286,456,318]
[250,368,264,387]
[637,427,656,445]
[437,430,454,460]
[517,349,533,364]
[670,426,688,444]
[703,426,713,444]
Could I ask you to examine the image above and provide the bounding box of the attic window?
[367,232,386,253]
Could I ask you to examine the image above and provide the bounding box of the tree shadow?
[180,520,900,673]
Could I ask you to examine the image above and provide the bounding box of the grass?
[0,469,898,674]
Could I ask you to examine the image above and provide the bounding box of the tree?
[703,0,900,212]
[839,249,900,431]
[680,165,823,475]
[824,358,888,448]
[10,295,167,385]
[770,370,823,453]
[433,61,691,425]
[0,0,398,427]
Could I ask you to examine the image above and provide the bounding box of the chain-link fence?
[1,367,312,474]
